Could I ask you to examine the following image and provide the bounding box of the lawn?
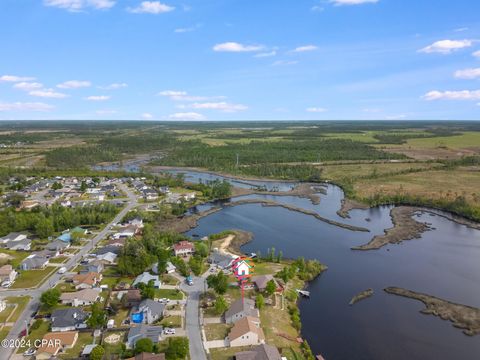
[161,274,180,285]
[0,296,31,323]
[48,256,68,264]
[154,289,184,300]
[160,315,182,328]
[12,266,57,288]
[101,276,132,289]
[0,249,30,267]
[59,332,94,359]
[0,326,11,341]
[253,262,284,276]
[112,308,130,327]
[54,282,76,293]
[102,332,126,356]
[204,323,231,341]
[210,346,253,360]
[17,319,50,353]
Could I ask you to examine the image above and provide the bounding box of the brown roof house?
[35,331,78,360]
[227,316,265,347]
[225,298,259,324]
[235,344,282,360]
[60,288,102,306]
[251,275,282,293]
[172,241,194,257]
[0,265,17,283]
[72,272,102,290]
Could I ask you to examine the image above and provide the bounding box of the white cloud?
[473,50,480,59]
[292,45,318,53]
[127,1,174,14]
[29,89,69,98]
[213,42,264,52]
[175,27,194,33]
[13,82,44,91]
[254,51,277,58]
[141,113,154,120]
[419,39,473,54]
[311,6,324,12]
[454,27,468,32]
[362,108,382,113]
[85,95,110,101]
[306,107,327,113]
[99,82,127,90]
[43,0,115,12]
[454,68,480,79]
[272,60,299,66]
[159,90,225,102]
[330,0,379,5]
[423,90,480,101]
[96,109,117,115]
[168,112,206,120]
[190,102,248,112]
[57,80,91,89]
[0,102,54,112]
[0,75,35,82]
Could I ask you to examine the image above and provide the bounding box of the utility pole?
[235,153,239,168]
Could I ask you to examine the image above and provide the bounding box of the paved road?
[180,274,208,360]
[0,184,137,359]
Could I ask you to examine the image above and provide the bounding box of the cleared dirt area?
[385,287,480,336]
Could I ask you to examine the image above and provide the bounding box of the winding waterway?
[178,171,480,360]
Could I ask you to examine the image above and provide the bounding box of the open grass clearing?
[11,266,56,289]
[204,323,231,341]
[0,296,30,323]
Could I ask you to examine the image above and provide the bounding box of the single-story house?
[128,217,144,228]
[51,308,89,332]
[5,237,31,251]
[96,251,117,264]
[20,254,49,270]
[172,241,194,257]
[35,331,79,360]
[72,272,102,289]
[137,299,166,324]
[227,316,265,347]
[80,260,104,274]
[34,249,60,259]
[60,288,102,306]
[234,344,282,360]
[142,189,159,201]
[132,272,161,289]
[46,239,70,252]
[57,233,72,243]
[152,261,176,275]
[112,226,137,240]
[0,232,27,246]
[127,324,163,349]
[209,251,237,269]
[0,265,17,283]
[95,245,122,255]
[225,298,259,324]
[251,275,282,293]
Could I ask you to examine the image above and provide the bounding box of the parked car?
[58,267,67,274]
[2,280,12,288]
[23,348,36,356]
[158,298,168,304]
[164,328,176,335]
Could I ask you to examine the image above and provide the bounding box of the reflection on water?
[183,172,480,360]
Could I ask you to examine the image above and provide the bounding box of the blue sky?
[1,0,480,121]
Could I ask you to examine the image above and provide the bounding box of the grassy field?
[154,288,184,300]
[160,315,183,328]
[0,296,30,323]
[204,323,231,341]
[12,266,57,289]
[0,249,30,267]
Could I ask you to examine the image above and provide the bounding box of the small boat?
[316,355,326,360]
[296,289,310,298]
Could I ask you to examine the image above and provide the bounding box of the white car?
[158,298,169,304]
[57,267,67,274]
[164,328,176,335]
[23,347,36,356]
[1,280,12,288]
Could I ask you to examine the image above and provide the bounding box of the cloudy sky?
[1,0,480,120]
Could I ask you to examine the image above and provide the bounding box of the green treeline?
[0,203,119,238]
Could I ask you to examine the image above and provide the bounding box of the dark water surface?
[181,172,480,360]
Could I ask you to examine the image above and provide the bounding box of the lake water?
[180,171,480,360]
